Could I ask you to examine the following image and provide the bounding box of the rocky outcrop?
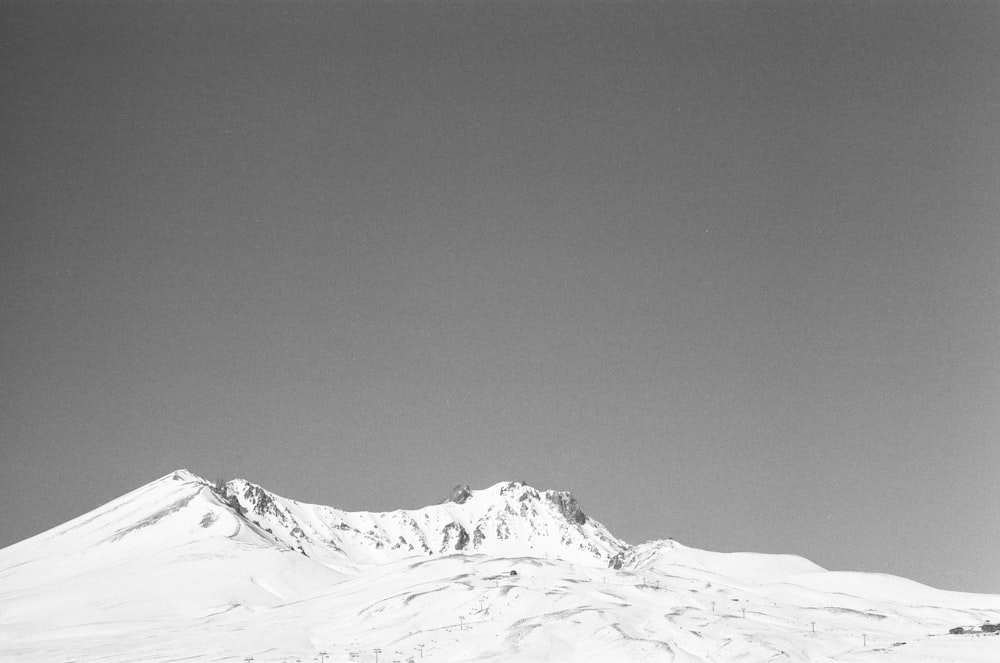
[210,480,242,513]
[608,551,626,570]
[441,522,469,551]
[545,491,587,525]
[446,484,473,504]
[207,476,623,567]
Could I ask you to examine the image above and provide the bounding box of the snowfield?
[1,470,997,662]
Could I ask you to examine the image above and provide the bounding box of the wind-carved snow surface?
[1,470,999,662]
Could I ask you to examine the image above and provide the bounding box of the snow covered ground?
[1,470,998,662]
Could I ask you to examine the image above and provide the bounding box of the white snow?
[1,469,997,662]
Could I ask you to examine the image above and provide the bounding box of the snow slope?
[1,470,998,662]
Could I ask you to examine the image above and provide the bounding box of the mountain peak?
[156,468,205,484]
[4,469,998,663]
[213,477,625,567]
[544,489,587,525]
[440,481,587,526]
[444,484,473,504]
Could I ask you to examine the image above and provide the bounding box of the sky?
[1,1,998,594]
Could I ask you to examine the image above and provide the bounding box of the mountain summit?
[2,469,999,663]
[215,475,626,567]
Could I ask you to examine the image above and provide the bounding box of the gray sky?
[2,1,998,593]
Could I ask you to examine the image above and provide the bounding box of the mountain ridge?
[211,472,628,568]
[2,469,999,663]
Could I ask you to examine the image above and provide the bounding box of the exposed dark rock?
[500,481,527,496]
[473,525,486,547]
[210,480,242,513]
[518,488,540,502]
[608,552,626,570]
[391,535,414,552]
[441,522,470,551]
[242,484,283,521]
[446,484,473,504]
[545,491,587,525]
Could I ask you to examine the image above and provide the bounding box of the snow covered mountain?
[1,469,999,663]
[219,475,626,568]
